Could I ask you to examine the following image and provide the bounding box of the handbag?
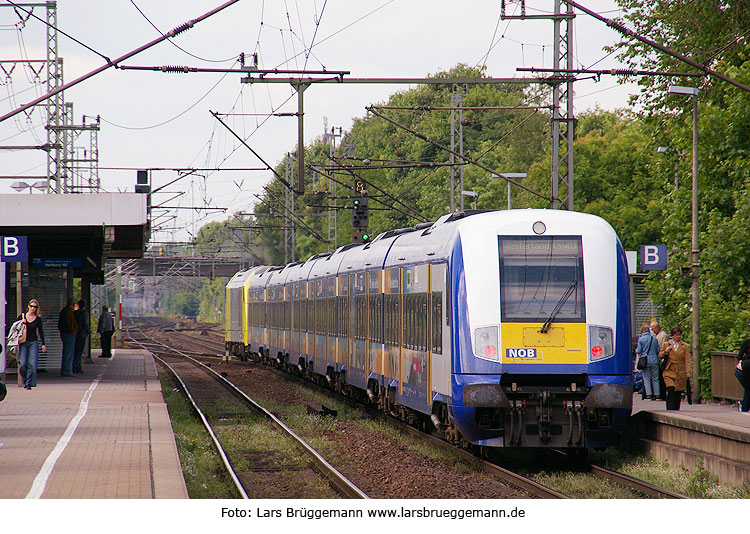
[18,321,27,344]
[636,336,653,370]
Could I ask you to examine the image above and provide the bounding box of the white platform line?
[25,376,102,499]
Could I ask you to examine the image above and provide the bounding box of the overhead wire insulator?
[169,21,195,38]
[160,65,193,73]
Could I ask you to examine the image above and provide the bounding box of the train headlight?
[589,325,614,362]
[474,326,499,361]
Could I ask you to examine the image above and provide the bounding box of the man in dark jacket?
[73,299,91,374]
[97,305,115,358]
[58,298,78,376]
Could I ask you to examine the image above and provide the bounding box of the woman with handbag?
[658,326,691,411]
[635,325,660,400]
[17,299,47,390]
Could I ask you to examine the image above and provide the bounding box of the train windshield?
[498,236,585,323]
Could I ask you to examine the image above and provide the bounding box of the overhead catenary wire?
[0,0,243,124]
[562,0,750,93]
[366,106,553,203]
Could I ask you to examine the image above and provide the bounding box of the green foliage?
[198,277,228,323]
[174,290,199,318]
[613,0,750,396]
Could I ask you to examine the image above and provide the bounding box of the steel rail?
[127,333,249,499]
[588,464,689,499]
[127,327,369,499]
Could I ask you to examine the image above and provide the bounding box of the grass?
[160,376,240,498]
[160,373,340,499]
[591,446,750,499]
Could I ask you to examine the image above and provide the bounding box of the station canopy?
[0,193,149,283]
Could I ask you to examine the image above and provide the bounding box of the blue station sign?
[640,244,668,271]
[1,236,28,262]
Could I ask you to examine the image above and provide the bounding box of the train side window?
[432,291,442,354]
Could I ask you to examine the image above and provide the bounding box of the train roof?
[237,209,621,286]
[225,268,254,289]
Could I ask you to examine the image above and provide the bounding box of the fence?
[710,351,743,402]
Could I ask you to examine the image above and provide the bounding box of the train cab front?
[452,373,631,450]
[449,219,632,450]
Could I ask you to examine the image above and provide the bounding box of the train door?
[337,274,349,373]
[400,264,430,406]
[292,281,300,358]
[350,271,367,388]
[430,263,451,399]
[327,277,337,369]
[283,284,290,354]
[314,278,327,375]
[368,270,385,382]
[384,268,401,389]
[242,278,252,352]
[262,288,269,351]
[305,281,314,359]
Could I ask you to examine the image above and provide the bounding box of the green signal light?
[353,199,360,206]
[362,233,370,241]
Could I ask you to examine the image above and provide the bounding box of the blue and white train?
[225,209,632,450]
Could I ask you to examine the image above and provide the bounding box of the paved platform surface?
[633,392,750,438]
[0,349,188,499]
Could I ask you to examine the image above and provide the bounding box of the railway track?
[129,320,565,498]
[127,326,368,499]
[587,463,688,499]
[129,318,690,499]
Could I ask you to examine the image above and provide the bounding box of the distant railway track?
[126,326,368,499]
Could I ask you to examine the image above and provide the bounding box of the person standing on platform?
[735,322,750,413]
[57,298,78,376]
[650,320,668,400]
[17,299,46,390]
[73,299,91,374]
[97,305,115,358]
[658,326,692,411]
[636,325,660,400]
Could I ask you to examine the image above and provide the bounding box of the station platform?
[0,348,188,499]
[631,392,750,485]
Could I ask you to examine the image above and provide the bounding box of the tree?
[614,0,750,396]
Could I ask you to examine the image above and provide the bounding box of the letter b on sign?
[1,236,28,262]
[640,244,667,271]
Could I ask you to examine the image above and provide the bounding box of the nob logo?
[1,236,28,262]
[506,348,538,359]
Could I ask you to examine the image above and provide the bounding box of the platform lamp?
[10,180,48,193]
[461,190,478,210]
[493,173,528,209]
[668,84,700,403]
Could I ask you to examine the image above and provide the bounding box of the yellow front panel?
[501,323,587,364]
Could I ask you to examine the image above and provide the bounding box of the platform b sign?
[640,244,667,271]
[1,236,28,262]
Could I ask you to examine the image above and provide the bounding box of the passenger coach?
[227,209,632,451]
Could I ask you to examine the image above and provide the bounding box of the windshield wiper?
[540,279,578,333]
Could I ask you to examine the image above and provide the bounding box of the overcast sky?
[1,0,640,244]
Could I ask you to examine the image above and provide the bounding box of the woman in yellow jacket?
[658,326,692,410]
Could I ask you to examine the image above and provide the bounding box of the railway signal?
[351,177,369,244]
[351,195,369,228]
